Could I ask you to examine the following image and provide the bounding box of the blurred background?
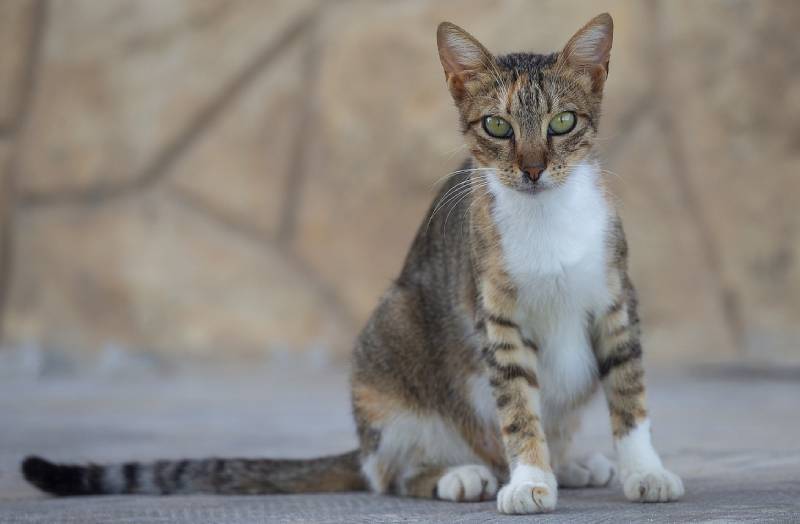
[0,0,798,372]
[2,2,800,519]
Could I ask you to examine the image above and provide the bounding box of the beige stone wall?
[0,0,797,363]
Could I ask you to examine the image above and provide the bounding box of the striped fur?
[22,452,364,496]
[22,13,682,512]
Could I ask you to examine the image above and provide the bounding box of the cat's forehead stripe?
[505,74,521,115]
[501,69,560,121]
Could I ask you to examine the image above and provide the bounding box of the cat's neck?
[484,161,611,275]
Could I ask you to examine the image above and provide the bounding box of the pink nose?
[522,164,545,183]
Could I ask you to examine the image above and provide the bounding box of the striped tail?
[21,450,365,496]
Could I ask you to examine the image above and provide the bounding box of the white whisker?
[426,174,491,233]
[429,168,495,189]
[443,180,491,235]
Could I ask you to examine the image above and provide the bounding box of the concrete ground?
[0,361,798,523]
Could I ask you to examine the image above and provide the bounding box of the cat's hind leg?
[357,409,500,502]
[360,435,500,502]
[555,453,615,488]
[353,382,499,502]
[548,406,615,488]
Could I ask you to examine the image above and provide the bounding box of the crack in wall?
[276,9,324,246]
[18,6,320,210]
[167,185,358,331]
[647,1,745,356]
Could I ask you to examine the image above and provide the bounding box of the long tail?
[21,450,365,496]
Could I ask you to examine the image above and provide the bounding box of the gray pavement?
[0,361,798,523]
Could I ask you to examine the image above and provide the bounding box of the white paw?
[496,466,557,514]
[556,453,616,488]
[622,468,684,502]
[436,465,498,502]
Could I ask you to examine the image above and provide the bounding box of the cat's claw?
[622,467,684,502]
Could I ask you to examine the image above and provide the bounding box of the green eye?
[548,111,577,135]
[482,116,513,138]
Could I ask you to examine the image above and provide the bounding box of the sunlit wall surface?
[0,0,797,366]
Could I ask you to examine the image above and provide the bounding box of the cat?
[22,13,683,514]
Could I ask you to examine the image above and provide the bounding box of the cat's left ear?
[559,13,613,93]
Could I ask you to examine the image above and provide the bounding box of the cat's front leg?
[479,273,557,514]
[595,273,684,503]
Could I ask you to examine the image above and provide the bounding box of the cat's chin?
[514,183,552,196]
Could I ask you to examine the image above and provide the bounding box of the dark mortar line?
[167,185,359,330]
[0,0,49,152]
[276,11,323,246]
[0,2,47,137]
[0,0,48,343]
[18,6,320,210]
[647,2,745,355]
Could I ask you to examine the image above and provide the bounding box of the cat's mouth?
[488,170,554,197]
[515,173,553,196]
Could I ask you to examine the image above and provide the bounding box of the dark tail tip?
[22,456,53,484]
[22,455,95,496]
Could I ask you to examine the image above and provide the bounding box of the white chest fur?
[488,163,612,426]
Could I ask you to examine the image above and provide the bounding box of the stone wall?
[0,0,797,363]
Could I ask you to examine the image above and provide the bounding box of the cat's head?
[437,14,613,195]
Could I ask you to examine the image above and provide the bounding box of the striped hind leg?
[354,423,500,502]
[352,382,499,502]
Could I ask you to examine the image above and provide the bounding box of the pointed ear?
[437,22,494,100]
[559,13,613,92]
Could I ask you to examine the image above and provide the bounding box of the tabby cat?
[22,13,683,514]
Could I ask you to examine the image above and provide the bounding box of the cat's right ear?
[437,22,494,101]
[558,13,613,93]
